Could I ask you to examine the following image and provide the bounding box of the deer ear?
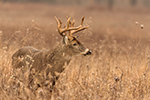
[63,36,69,44]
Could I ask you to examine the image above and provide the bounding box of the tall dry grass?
[0,2,150,100]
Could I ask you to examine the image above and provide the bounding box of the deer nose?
[84,50,92,56]
[87,50,92,55]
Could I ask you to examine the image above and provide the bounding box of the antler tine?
[54,16,61,28]
[68,17,75,36]
[54,16,64,36]
[81,17,85,26]
[66,16,74,37]
[66,16,72,25]
[71,17,75,27]
[67,17,71,28]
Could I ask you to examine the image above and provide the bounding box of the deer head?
[54,16,91,56]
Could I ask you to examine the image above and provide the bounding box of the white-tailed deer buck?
[12,16,91,92]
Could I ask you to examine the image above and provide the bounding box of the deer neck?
[45,41,72,76]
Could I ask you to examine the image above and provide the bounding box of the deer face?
[63,36,91,56]
[55,16,92,56]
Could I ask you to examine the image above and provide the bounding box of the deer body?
[12,16,91,92]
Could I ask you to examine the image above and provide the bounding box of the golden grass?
[0,2,150,100]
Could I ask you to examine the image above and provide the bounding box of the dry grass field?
[0,2,150,100]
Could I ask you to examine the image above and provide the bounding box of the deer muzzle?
[83,49,92,56]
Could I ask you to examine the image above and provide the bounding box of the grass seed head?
[140,24,144,29]
[135,22,138,25]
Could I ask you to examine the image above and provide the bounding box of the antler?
[55,16,80,36]
[55,16,88,37]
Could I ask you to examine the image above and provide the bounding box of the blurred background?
[1,0,150,8]
[0,0,150,49]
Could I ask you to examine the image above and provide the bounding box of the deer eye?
[73,43,77,46]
